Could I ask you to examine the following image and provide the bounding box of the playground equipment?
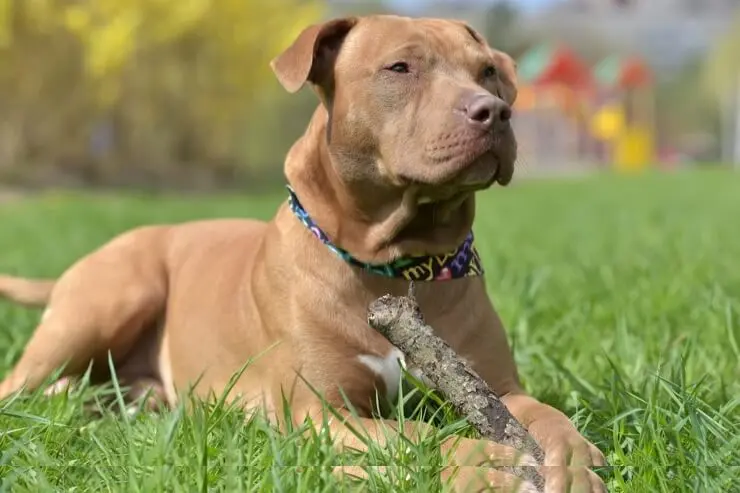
[592,54,656,172]
[515,43,595,173]
[515,44,656,173]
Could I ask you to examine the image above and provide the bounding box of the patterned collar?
[286,186,484,281]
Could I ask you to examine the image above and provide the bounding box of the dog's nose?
[464,94,512,131]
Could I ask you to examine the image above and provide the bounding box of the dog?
[0,15,606,492]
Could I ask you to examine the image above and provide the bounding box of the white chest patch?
[357,347,407,401]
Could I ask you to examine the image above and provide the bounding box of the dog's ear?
[270,17,358,94]
[456,20,487,46]
[453,21,518,105]
[490,49,518,106]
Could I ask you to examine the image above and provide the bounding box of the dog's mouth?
[414,186,481,209]
[413,155,503,203]
[418,131,516,185]
[400,146,514,195]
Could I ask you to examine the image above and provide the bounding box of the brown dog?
[0,15,606,492]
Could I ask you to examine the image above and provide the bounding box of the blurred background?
[0,0,738,193]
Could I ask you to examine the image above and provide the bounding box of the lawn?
[1,170,739,492]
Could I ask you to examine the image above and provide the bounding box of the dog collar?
[286,186,484,281]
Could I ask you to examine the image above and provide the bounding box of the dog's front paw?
[540,465,606,493]
[446,465,606,493]
[525,419,607,492]
[527,419,606,468]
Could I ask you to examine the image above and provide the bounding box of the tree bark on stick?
[367,282,545,490]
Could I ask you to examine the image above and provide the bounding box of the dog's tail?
[0,275,55,307]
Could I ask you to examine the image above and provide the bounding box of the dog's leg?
[0,295,163,401]
[303,409,539,492]
[328,413,608,492]
[124,376,167,412]
[79,376,167,418]
[502,393,606,469]
[0,229,167,401]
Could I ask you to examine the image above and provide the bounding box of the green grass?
[1,169,739,492]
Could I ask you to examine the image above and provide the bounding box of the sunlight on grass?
[1,169,739,491]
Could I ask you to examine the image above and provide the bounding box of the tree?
[702,10,740,165]
[0,0,325,187]
[483,1,522,55]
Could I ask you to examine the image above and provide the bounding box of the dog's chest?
[356,346,433,407]
[304,276,470,412]
[357,347,406,402]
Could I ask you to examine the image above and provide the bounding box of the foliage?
[699,10,740,162]
[0,0,324,187]
[702,9,740,103]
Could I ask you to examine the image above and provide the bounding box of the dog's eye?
[386,62,410,74]
[482,65,497,79]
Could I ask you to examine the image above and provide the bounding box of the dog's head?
[271,15,518,262]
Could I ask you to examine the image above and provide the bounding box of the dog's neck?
[284,106,484,281]
[286,186,483,280]
[284,106,411,264]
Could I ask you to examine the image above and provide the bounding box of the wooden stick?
[367,282,545,490]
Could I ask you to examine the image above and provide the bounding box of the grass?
[1,169,739,492]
